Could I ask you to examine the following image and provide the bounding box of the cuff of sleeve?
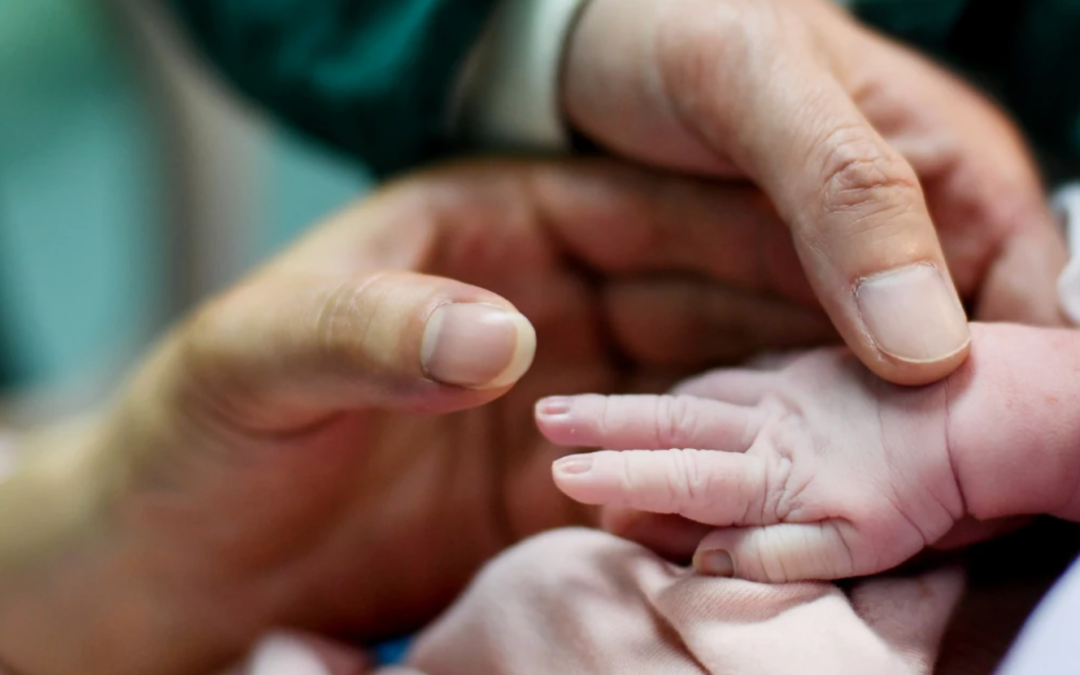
[1053,184,1080,324]
[448,0,589,152]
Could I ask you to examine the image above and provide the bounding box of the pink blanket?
[242,526,1072,674]
[396,529,979,675]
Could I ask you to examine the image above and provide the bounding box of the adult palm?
[0,160,832,675]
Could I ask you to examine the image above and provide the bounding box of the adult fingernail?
[537,396,573,417]
[856,263,970,363]
[554,455,593,476]
[422,303,536,389]
[693,549,735,577]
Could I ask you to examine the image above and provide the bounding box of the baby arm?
[535,323,1080,582]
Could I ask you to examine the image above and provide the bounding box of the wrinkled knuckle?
[756,528,786,581]
[663,450,690,512]
[678,449,711,509]
[816,128,921,225]
[312,277,382,371]
[617,453,639,496]
[831,524,859,578]
[657,395,698,447]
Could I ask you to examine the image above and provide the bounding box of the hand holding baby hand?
[564,0,1068,386]
[539,324,1080,583]
[535,346,988,583]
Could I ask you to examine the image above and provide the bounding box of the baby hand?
[536,324,1080,582]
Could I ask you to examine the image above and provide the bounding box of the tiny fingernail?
[856,263,970,363]
[422,303,537,389]
[554,456,593,476]
[694,549,735,577]
[537,396,573,416]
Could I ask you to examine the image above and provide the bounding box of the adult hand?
[563,0,1067,385]
[0,160,837,675]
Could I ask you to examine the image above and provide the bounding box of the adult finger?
[860,39,1068,327]
[277,162,833,374]
[678,17,967,380]
[290,161,814,303]
[164,271,536,432]
[602,278,835,366]
[976,225,1069,325]
[648,2,969,384]
[525,162,815,301]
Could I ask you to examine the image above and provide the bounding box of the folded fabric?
[386,529,966,675]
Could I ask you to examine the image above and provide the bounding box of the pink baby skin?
[538,323,1080,583]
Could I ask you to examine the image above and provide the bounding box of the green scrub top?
[167,0,1080,178]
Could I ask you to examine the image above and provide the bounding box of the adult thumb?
[657,20,972,385]
[743,84,972,386]
[169,270,537,431]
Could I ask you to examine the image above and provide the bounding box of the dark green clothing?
[166,0,498,178]
[855,0,1080,177]
[166,0,1080,178]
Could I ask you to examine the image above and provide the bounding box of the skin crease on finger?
[9,10,1067,662]
[538,324,1080,582]
[841,28,1066,326]
[563,0,1067,387]
[0,160,887,675]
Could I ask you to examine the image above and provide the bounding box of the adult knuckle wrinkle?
[313,278,380,369]
[818,130,920,217]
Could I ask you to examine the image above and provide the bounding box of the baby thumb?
[693,522,863,583]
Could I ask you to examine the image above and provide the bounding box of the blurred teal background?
[0,0,370,411]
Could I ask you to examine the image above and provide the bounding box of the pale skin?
[564,0,1069,384]
[539,323,1080,583]
[0,160,853,675]
[0,0,1070,660]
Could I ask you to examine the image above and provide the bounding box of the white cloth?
[448,0,588,151]
[1053,184,1080,324]
[447,0,858,152]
